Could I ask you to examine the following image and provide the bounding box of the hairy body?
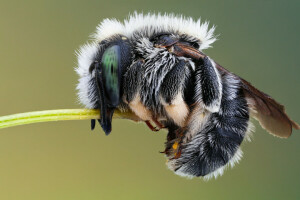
[76,13,299,179]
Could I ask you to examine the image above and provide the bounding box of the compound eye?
[101,45,120,107]
[94,37,132,135]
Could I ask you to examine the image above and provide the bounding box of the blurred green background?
[0,0,299,199]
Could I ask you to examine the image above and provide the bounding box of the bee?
[76,13,299,179]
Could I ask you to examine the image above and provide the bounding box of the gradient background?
[0,0,299,199]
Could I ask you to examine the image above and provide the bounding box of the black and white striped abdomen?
[166,71,252,179]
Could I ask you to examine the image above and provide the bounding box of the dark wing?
[215,63,300,138]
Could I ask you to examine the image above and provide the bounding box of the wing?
[215,63,300,138]
[162,41,299,138]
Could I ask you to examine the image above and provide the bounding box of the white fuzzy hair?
[166,148,244,180]
[75,42,99,108]
[75,12,217,108]
[94,12,216,50]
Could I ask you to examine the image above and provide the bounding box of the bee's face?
[76,13,299,179]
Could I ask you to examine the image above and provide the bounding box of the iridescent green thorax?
[101,45,120,107]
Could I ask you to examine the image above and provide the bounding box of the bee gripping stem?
[0,109,138,129]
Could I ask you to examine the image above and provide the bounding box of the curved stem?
[0,109,138,129]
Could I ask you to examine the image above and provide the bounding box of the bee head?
[77,35,133,135]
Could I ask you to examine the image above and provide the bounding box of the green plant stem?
[0,109,137,129]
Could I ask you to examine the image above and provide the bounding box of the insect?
[76,13,299,179]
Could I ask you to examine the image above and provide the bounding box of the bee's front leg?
[145,121,160,132]
[123,59,162,132]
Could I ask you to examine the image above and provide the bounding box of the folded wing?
[215,63,300,138]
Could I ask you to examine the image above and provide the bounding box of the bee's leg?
[160,60,191,127]
[123,60,159,131]
[194,56,222,113]
[167,76,250,178]
[91,119,96,130]
[145,121,159,132]
[164,125,184,157]
[123,59,143,104]
[152,119,165,129]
